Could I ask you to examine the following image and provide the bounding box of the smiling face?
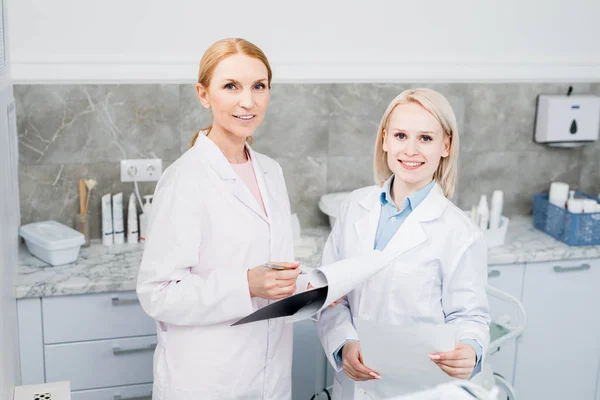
[196,53,270,141]
[382,101,451,193]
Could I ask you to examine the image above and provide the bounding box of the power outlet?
[120,159,163,182]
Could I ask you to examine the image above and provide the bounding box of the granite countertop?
[16,216,600,299]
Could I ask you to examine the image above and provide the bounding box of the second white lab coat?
[316,183,490,400]
[137,133,306,400]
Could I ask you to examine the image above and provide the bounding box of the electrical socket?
[120,159,163,182]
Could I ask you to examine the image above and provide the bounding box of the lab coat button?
[391,217,397,222]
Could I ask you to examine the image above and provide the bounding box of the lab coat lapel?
[194,133,268,223]
[246,145,272,225]
[382,183,448,264]
[353,187,383,253]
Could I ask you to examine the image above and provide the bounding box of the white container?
[139,195,154,243]
[489,190,504,230]
[477,195,490,230]
[19,221,85,266]
[483,216,510,248]
[534,94,600,147]
[549,182,569,209]
[127,193,139,244]
[112,192,125,244]
[101,193,114,246]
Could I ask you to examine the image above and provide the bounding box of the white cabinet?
[17,291,156,397]
[515,258,600,400]
[486,263,525,387]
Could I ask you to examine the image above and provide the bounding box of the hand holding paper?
[355,319,459,397]
[429,342,477,379]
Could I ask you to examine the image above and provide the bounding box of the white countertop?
[16,216,600,299]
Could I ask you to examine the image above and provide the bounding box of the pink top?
[230,156,267,217]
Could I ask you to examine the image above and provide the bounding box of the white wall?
[8,0,600,83]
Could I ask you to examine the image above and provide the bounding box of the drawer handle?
[114,394,152,400]
[112,343,157,356]
[553,263,591,273]
[488,270,501,278]
[111,296,140,306]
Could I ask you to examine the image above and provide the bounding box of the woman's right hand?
[247,262,301,300]
[341,341,382,381]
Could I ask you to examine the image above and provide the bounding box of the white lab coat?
[137,133,307,400]
[316,183,490,400]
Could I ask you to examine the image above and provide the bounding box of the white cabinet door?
[45,335,156,391]
[515,258,600,400]
[486,263,525,386]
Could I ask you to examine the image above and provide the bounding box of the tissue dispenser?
[534,94,600,148]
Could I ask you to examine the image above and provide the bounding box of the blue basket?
[533,192,600,246]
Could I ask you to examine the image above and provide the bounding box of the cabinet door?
[515,258,600,400]
[486,263,525,386]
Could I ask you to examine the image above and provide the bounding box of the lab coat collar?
[354,182,448,262]
[193,133,271,223]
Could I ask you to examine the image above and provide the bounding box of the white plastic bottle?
[127,193,139,244]
[112,192,125,245]
[139,195,154,243]
[489,190,504,230]
[477,195,489,230]
[101,193,114,246]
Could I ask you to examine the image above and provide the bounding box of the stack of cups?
[549,182,569,209]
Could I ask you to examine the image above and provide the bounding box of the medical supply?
[533,191,600,246]
[476,195,489,230]
[488,190,503,230]
[127,193,139,244]
[582,199,598,213]
[19,221,85,266]
[549,182,569,208]
[139,195,153,243]
[101,193,114,246]
[112,192,125,244]
[567,198,584,213]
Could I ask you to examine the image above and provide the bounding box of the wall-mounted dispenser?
[534,91,600,148]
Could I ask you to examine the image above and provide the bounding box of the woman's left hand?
[428,342,476,379]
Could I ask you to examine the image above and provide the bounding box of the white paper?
[355,319,459,398]
[285,250,387,322]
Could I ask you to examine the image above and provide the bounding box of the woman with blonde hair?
[137,38,308,400]
[315,88,490,399]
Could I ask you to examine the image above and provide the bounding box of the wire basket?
[533,192,600,246]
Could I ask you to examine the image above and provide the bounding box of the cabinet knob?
[553,263,591,273]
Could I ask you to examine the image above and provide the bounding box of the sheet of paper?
[231,250,387,326]
[355,319,459,397]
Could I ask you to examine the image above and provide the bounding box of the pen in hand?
[262,262,306,274]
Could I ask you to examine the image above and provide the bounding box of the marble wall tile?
[15,85,180,165]
[327,155,374,194]
[15,82,600,231]
[275,156,328,228]
[19,163,172,239]
[252,84,331,158]
[179,84,212,153]
[457,149,584,216]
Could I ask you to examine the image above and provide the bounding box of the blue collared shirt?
[333,177,483,377]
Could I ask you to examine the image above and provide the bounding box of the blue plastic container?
[532,192,600,246]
